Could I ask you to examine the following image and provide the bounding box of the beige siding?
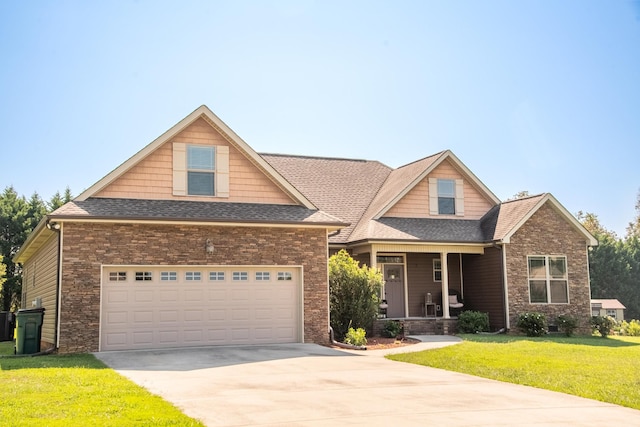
[385,159,495,219]
[22,234,58,348]
[95,118,295,204]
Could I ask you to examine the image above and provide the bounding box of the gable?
[384,158,495,220]
[95,117,295,204]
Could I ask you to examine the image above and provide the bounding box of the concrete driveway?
[95,338,640,426]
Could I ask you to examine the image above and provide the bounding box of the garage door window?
[109,272,127,281]
[233,272,248,281]
[209,271,225,281]
[185,272,202,281]
[278,272,292,281]
[135,272,152,281]
[256,272,270,281]
[160,272,177,281]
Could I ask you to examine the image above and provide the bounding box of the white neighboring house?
[591,299,626,320]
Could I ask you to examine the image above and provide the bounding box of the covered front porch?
[346,241,507,332]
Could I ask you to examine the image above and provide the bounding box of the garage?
[100,265,302,351]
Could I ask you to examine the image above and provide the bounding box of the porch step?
[372,318,458,336]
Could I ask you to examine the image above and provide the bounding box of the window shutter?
[455,179,464,216]
[173,142,186,196]
[428,178,438,215]
[216,145,230,198]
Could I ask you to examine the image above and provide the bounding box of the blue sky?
[1,1,639,237]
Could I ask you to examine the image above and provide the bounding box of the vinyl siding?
[385,159,494,219]
[462,247,506,330]
[95,117,295,204]
[406,253,462,317]
[22,234,58,347]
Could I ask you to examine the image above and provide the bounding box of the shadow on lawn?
[460,334,640,348]
[0,352,108,371]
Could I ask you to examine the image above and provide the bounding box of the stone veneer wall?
[505,203,592,334]
[58,223,328,353]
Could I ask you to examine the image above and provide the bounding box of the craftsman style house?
[15,105,597,353]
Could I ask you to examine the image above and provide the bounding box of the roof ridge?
[394,150,446,170]
[260,152,375,163]
[501,192,547,204]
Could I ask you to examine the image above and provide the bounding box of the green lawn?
[0,341,204,426]
[388,334,640,410]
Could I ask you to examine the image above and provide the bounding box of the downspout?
[493,241,510,330]
[46,220,62,351]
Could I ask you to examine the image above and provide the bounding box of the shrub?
[344,327,367,346]
[556,315,578,337]
[329,250,383,341]
[516,312,547,337]
[381,320,403,338]
[457,310,490,333]
[619,319,640,336]
[591,315,616,337]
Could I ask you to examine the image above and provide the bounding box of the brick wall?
[58,223,328,353]
[505,202,592,333]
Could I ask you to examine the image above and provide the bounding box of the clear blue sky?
[1,1,639,237]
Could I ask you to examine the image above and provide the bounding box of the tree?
[329,250,383,341]
[0,187,48,310]
[507,190,531,201]
[48,186,73,211]
[626,189,640,239]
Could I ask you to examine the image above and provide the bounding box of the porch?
[372,317,459,336]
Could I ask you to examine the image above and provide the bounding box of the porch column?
[441,251,450,319]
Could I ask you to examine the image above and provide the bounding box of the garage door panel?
[101,266,301,351]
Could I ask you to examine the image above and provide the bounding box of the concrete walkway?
[95,336,640,426]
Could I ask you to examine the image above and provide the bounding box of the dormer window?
[187,145,215,196]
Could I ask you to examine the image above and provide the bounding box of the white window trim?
[428,177,464,217]
[433,259,442,282]
[527,255,569,304]
[173,142,229,198]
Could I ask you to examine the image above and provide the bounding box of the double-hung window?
[528,255,568,303]
[187,145,215,196]
[437,179,456,215]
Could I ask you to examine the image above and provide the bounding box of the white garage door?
[100,266,302,351]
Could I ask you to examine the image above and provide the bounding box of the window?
[277,272,292,281]
[437,179,456,215]
[185,271,202,281]
[528,255,568,303]
[160,271,177,281]
[209,271,225,281]
[256,272,270,281]
[233,271,248,281]
[433,259,442,282]
[135,271,152,281]
[109,272,127,282]
[187,145,215,196]
[606,309,617,319]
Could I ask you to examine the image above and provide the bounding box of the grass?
[388,334,640,410]
[0,341,204,426]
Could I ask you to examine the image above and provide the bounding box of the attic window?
[187,145,215,196]
[437,179,456,215]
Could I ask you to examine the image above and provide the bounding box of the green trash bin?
[15,308,45,355]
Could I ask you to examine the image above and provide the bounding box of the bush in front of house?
[619,319,640,336]
[556,314,578,337]
[344,327,367,346]
[381,320,403,338]
[591,315,616,337]
[329,250,383,341]
[457,310,490,333]
[516,312,547,337]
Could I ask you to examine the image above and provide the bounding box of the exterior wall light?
[205,239,214,254]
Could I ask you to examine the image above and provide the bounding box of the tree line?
[578,192,640,320]
[0,186,72,311]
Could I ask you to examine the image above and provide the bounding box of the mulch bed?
[328,336,420,350]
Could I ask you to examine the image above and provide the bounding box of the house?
[591,299,626,320]
[14,105,598,353]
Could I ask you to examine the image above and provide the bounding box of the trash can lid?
[17,308,45,313]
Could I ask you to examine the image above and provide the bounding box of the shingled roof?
[50,198,347,226]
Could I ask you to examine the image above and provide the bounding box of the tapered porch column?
[441,251,450,319]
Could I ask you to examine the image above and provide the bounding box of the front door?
[383,264,405,318]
